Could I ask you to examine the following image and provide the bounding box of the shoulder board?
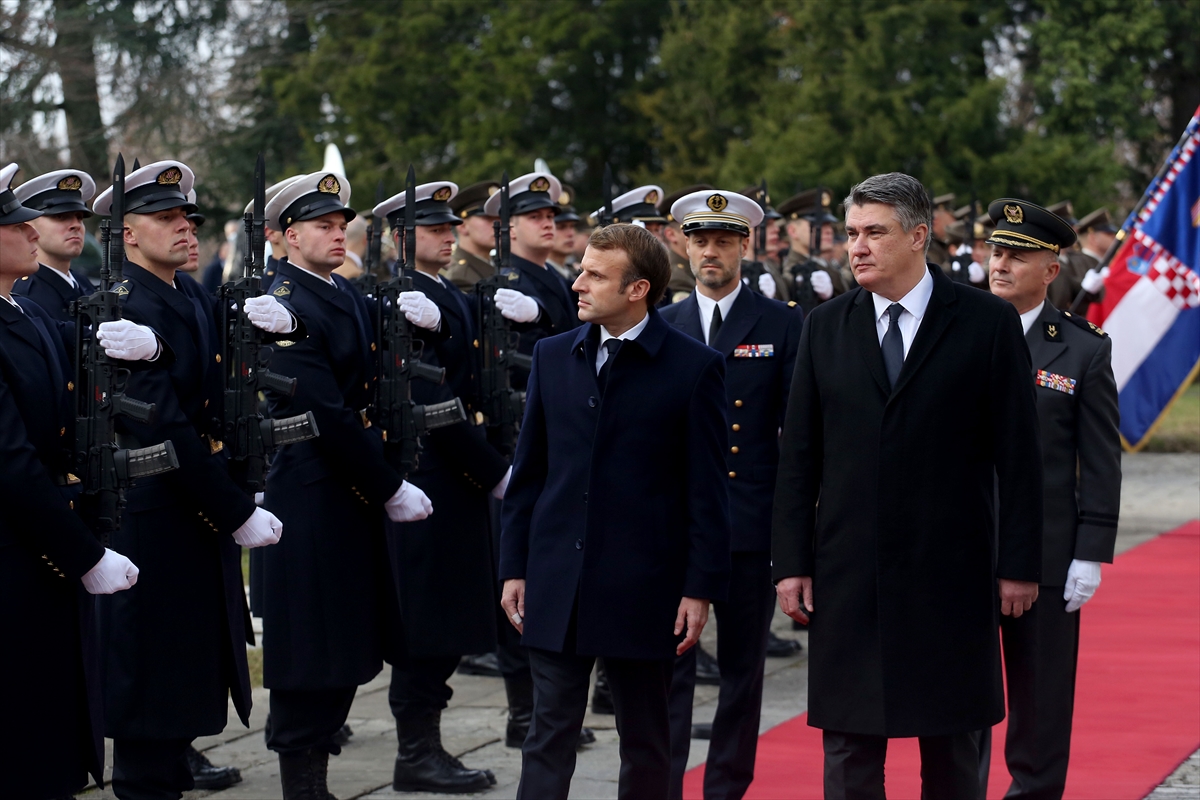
[1061,310,1107,337]
[272,282,292,298]
[787,300,798,308]
[112,280,132,297]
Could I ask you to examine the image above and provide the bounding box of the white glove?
[968,261,985,284]
[244,295,296,333]
[491,466,512,500]
[97,319,159,361]
[232,507,283,548]
[81,548,139,594]
[398,291,442,330]
[254,492,265,506]
[1063,559,1101,612]
[494,288,540,323]
[385,481,433,523]
[1081,268,1106,294]
[811,269,834,300]
[757,271,777,299]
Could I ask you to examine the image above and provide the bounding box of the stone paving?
[77,453,1199,799]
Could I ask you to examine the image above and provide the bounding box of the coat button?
[371,342,377,351]
[575,539,583,550]
[588,396,597,408]
[60,427,66,436]
[728,471,737,479]
[730,446,739,454]
[731,423,740,431]
[215,354,222,363]
[474,339,480,348]
[734,399,743,407]
[67,381,74,391]
[583,492,588,502]
[364,382,369,389]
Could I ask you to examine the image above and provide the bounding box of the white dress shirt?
[1019,300,1046,335]
[45,265,78,289]
[871,267,934,358]
[295,264,338,287]
[695,280,742,346]
[1,294,23,312]
[596,312,650,373]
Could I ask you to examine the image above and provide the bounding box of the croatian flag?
[1097,105,1200,450]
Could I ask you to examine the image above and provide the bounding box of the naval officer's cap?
[93,160,198,217]
[597,185,667,226]
[265,171,355,231]
[483,172,562,218]
[246,176,306,232]
[14,168,96,217]
[374,182,462,229]
[670,188,765,237]
[450,181,500,220]
[659,184,714,224]
[0,163,44,225]
[985,198,1077,255]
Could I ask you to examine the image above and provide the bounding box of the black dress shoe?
[691,722,712,740]
[765,630,803,657]
[695,645,721,685]
[331,723,353,746]
[456,652,503,677]
[187,744,242,790]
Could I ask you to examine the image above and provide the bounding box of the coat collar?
[1026,298,1068,371]
[278,260,359,318]
[410,269,469,325]
[572,304,669,361]
[710,284,762,356]
[124,261,201,328]
[0,295,43,351]
[514,253,571,305]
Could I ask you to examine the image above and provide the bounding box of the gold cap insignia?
[644,189,659,204]
[318,174,341,194]
[707,194,728,212]
[973,222,985,239]
[487,185,499,196]
[558,191,571,204]
[432,186,452,202]
[1004,204,1023,224]
[57,175,83,191]
[156,167,183,186]
[529,177,551,192]
[821,191,832,208]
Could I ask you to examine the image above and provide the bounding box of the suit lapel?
[0,298,46,351]
[712,287,762,356]
[1025,299,1068,372]
[126,262,206,345]
[850,289,891,396]
[890,267,957,399]
[412,271,469,330]
[522,259,572,313]
[38,264,78,306]
[672,293,706,343]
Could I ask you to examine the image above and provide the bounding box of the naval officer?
[13,167,98,319]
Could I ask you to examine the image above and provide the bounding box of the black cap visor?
[0,190,44,225]
[281,193,356,229]
[511,192,557,217]
[682,219,750,237]
[26,190,93,218]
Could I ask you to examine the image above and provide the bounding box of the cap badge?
[1004,204,1023,224]
[487,185,499,196]
[432,186,452,202]
[821,191,831,208]
[558,191,570,204]
[156,167,183,186]
[57,175,83,191]
[707,194,728,212]
[644,189,659,204]
[318,175,341,195]
[529,177,551,193]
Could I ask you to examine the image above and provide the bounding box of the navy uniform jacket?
[499,308,732,660]
[100,262,257,740]
[261,261,404,689]
[1,296,105,792]
[661,287,804,551]
[1025,300,1121,583]
[508,253,581,356]
[13,264,96,322]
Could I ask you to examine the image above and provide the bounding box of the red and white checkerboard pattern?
[1147,255,1200,309]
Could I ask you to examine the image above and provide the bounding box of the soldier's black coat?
[13,263,96,321]
[100,263,258,739]
[507,253,581,361]
[261,261,404,689]
[0,295,105,795]
[386,271,509,658]
[772,266,1044,737]
[661,287,804,552]
[499,308,732,660]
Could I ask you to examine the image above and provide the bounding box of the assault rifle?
[741,178,770,294]
[372,165,466,478]
[352,180,385,298]
[597,164,615,228]
[217,153,319,494]
[72,153,178,541]
[477,172,533,456]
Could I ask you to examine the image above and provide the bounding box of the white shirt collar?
[1019,299,1047,335]
[1,294,23,312]
[1082,248,1104,262]
[43,264,78,289]
[599,311,651,348]
[294,264,338,287]
[695,280,742,344]
[872,266,934,324]
[344,250,363,269]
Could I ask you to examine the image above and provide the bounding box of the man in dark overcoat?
[660,188,804,800]
[772,172,1045,800]
[499,223,732,799]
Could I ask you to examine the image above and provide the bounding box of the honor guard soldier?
[603,184,669,236]
[0,163,151,800]
[659,184,712,305]
[12,167,98,320]
[1044,200,1090,310]
[93,160,292,800]
[926,192,957,270]
[445,180,500,290]
[246,175,305,288]
[660,189,805,800]
[778,188,848,314]
[549,184,582,283]
[258,171,432,799]
[1070,207,1116,314]
[739,185,789,302]
[982,199,1121,800]
[371,182,506,793]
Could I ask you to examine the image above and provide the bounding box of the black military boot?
[393,713,492,794]
[591,660,614,714]
[187,744,243,789]
[428,710,496,785]
[279,748,336,800]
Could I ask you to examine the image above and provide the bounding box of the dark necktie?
[881,302,905,389]
[708,304,723,346]
[597,338,623,394]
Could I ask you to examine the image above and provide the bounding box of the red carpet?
[685,521,1200,799]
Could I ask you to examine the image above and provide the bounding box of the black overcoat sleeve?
[498,340,549,581]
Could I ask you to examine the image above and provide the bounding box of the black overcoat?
[260,262,404,689]
[499,308,732,660]
[771,266,1044,737]
[13,263,96,321]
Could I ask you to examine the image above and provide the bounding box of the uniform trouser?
[520,646,673,800]
[977,586,1080,800]
[823,730,979,800]
[668,550,775,800]
[111,737,193,800]
[389,654,461,719]
[266,686,358,755]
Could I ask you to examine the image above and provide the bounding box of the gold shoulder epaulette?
[1062,311,1107,337]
